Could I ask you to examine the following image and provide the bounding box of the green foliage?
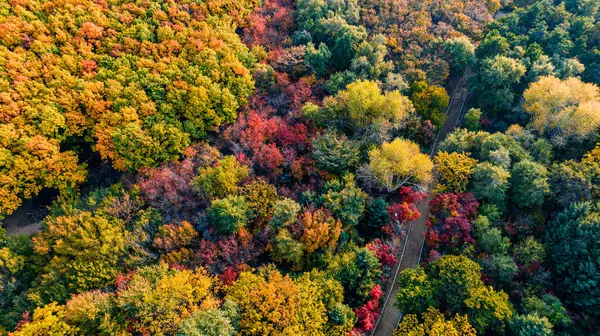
[509,313,552,336]
[322,174,367,227]
[443,37,476,73]
[326,246,382,306]
[473,216,510,255]
[209,196,252,236]
[546,202,600,317]
[363,198,390,232]
[311,131,361,174]
[178,302,239,336]
[550,160,593,207]
[479,255,518,288]
[472,55,526,112]
[513,237,546,266]
[305,42,332,77]
[395,267,437,313]
[193,156,250,199]
[522,294,571,328]
[463,108,482,131]
[242,179,278,227]
[269,229,305,266]
[269,198,301,229]
[396,255,513,333]
[509,160,550,208]
[409,81,449,129]
[30,210,127,305]
[471,162,511,209]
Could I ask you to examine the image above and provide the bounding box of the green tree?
[396,255,513,333]
[472,55,526,112]
[269,198,301,229]
[443,37,476,73]
[311,131,361,174]
[409,81,449,129]
[209,196,252,236]
[479,255,518,288]
[463,108,482,131]
[322,174,367,227]
[471,162,510,209]
[193,156,250,199]
[362,198,390,232]
[546,202,600,317]
[509,314,552,336]
[30,210,127,305]
[522,294,571,328]
[509,160,550,208]
[513,237,546,266]
[326,246,382,306]
[178,302,239,336]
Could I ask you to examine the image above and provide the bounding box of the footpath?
[371,72,470,335]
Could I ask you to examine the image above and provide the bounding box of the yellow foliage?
[394,307,476,336]
[325,80,414,130]
[227,267,332,335]
[11,303,78,336]
[115,263,218,335]
[366,138,433,192]
[434,151,477,193]
[523,76,600,140]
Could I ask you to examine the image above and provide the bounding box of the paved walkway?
[372,72,470,336]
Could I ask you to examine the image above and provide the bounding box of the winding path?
[371,71,470,336]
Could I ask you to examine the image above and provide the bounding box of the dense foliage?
[1,0,599,335]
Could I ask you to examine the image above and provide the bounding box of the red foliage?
[429,192,479,220]
[255,143,285,172]
[242,0,295,49]
[353,285,383,333]
[387,201,421,225]
[398,186,427,204]
[426,193,479,252]
[218,267,239,286]
[194,229,267,274]
[137,144,219,216]
[114,272,135,291]
[14,311,30,332]
[366,239,398,267]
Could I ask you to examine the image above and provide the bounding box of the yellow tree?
[227,267,330,335]
[394,307,476,336]
[434,151,478,193]
[115,263,219,335]
[523,76,600,143]
[11,303,78,336]
[323,80,414,131]
[362,138,433,192]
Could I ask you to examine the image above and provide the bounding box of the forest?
[0,0,599,335]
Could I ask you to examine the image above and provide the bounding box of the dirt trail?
[371,72,470,335]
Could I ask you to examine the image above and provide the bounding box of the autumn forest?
[0,0,599,335]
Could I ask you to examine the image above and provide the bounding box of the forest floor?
[371,71,470,336]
